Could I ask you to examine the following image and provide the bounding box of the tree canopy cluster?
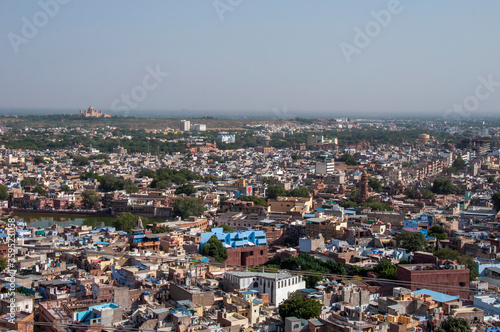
[396,231,429,252]
[173,197,206,219]
[443,157,467,175]
[201,236,228,263]
[434,248,478,281]
[428,225,447,240]
[0,185,9,200]
[69,154,90,166]
[368,178,383,192]
[137,168,202,190]
[278,292,322,321]
[236,195,267,206]
[20,177,37,187]
[112,212,151,233]
[337,153,358,165]
[435,317,471,332]
[267,254,346,288]
[493,192,500,211]
[404,188,435,200]
[432,178,460,195]
[266,185,311,199]
[339,196,394,211]
[99,174,138,193]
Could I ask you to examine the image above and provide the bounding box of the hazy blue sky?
[1,1,499,118]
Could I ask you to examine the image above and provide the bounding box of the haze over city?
[1,1,500,118]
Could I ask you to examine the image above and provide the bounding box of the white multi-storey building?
[180,120,191,132]
[223,271,306,305]
[315,158,335,175]
[192,124,206,131]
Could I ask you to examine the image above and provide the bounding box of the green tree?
[487,175,496,183]
[396,231,428,252]
[173,197,206,219]
[123,179,138,193]
[237,195,267,206]
[493,192,500,211]
[61,185,71,192]
[428,225,447,240]
[369,178,383,193]
[136,168,157,179]
[267,185,288,199]
[33,156,45,164]
[81,190,101,209]
[435,317,471,332]
[263,177,277,185]
[434,248,478,281]
[288,187,311,197]
[175,183,196,196]
[112,212,149,233]
[202,235,228,263]
[219,195,229,207]
[71,155,89,166]
[432,178,460,195]
[278,292,322,321]
[80,171,101,181]
[0,257,7,272]
[155,180,171,190]
[20,177,37,187]
[0,185,9,200]
[219,224,235,232]
[452,157,466,171]
[405,188,417,199]
[338,153,358,165]
[204,175,220,183]
[339,200,358,209]
[421,189,435,199]
[373,261,397,280]
[302,270,324,288]
[32,184,47,195]
[99,174,123,192]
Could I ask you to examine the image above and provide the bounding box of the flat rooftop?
[399,263,466,271]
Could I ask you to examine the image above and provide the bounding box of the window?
[260,250,264,255]
[460,282,466,287]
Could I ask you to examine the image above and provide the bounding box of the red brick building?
[397,263,470,299]
[225,245,269,267]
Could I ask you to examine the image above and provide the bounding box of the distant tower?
[359,172,370,202]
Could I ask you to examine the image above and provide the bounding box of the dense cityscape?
[0,111,498,332]
[2,1,500,331]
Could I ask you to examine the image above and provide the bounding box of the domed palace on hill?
[77,106,111,118]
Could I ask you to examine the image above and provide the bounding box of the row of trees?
[266,254,346,288]
[266,185,312,200]
[338,196,394,211]
[137,168,203,190]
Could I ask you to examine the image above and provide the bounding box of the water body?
[6,213,116,229]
